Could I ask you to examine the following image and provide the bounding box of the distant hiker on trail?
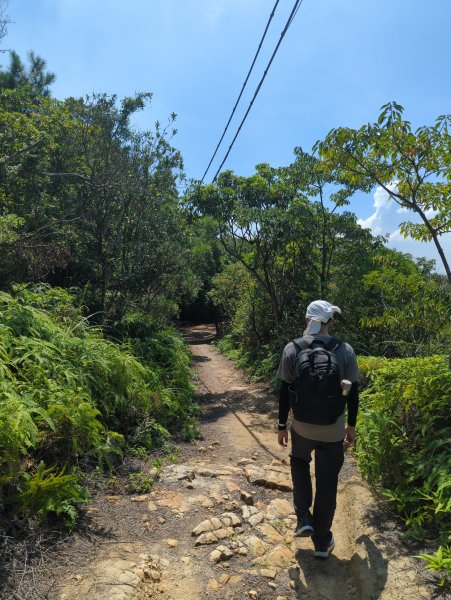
[276,300,360,559]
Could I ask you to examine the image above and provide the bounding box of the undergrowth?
[216,333,280,387]
[356,355,450,581]
[0,287,196,527]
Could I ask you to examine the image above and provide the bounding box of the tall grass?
[0,288,195,526]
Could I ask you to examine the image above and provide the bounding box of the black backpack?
[289,336,344,425]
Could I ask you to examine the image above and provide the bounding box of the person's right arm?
[344,381,359,447]
[344,345,360,447]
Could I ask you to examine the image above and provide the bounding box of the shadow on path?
[179,324,216,345]
[294,535,388,600]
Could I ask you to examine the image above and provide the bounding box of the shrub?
[356,355,451,577]
[0,289,195,525]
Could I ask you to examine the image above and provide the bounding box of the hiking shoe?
[313,532,335,559]
[294,511,314,537]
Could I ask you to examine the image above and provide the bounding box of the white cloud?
[357,184,397,234]
[358,185,451,273]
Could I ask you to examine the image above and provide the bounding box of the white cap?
[304,300,342,335]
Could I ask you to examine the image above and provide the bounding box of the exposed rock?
[208,578,220,589]
[209,549,222,563]
[195,532,218,546]
[192,513,241,537]
[242,505,260,520]
[224,481,240,493]
[266,499,294,520]
[238,458,256,466]
[224,500,240,511]
[196,468,218,478]
[159,465,195,482]
[157,491,190,513]
[215,545,234,561]
[202,497,215,508]
[220,512,241,526]
[244,465,292,492]
[166,539,178,548]
[210,516,223,529]
[248,512,265,527]
[240,490,254,505]
[256,544,292,568]
[130,495,148,502]
[258,523,285,543]
[260,567,277,579]
[244,535,270,557]
[147,501,158,511]
[215,527,234,539]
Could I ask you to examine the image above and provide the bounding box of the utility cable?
[201,0,281,182]
[212,0,304,183]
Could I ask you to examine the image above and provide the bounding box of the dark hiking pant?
[290,429,344,542]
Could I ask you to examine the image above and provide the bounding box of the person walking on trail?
[276,300,360,559]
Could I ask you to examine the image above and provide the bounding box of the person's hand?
[344,425,356,448]
[278,429,288,447]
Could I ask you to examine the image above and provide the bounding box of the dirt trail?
[41,325,432,600]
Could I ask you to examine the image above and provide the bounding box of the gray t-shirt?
[277,335,360,442]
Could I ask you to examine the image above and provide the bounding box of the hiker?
[276,300,360,559]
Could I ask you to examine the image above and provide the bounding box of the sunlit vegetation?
[0,29,449,584]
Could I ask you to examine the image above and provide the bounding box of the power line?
[201,0,281,183]
[212,0,304,183]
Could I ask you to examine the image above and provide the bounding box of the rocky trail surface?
[21,325,434,600]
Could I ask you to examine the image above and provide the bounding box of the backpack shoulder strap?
[324,337,342,353]
[292,336,313,355]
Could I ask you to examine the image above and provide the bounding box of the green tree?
[0,50,56,95]
[190,160,380,347]
[50,93,187,321]
[0,87,75,286]
[190,165,316,342]
[359,250,451,357]
[317,102,451,284]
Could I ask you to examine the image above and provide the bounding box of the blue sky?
[3,0,451,270]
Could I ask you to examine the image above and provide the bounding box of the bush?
[217,334,280,387]
[0,289,195,525]
[356,355,451,577]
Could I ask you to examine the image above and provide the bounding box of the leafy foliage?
[0,288,195,525]
[356,356,451,556]
[318,102,451,283]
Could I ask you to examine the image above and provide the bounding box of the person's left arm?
[278,380,290,446]
[276,344,293,447]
